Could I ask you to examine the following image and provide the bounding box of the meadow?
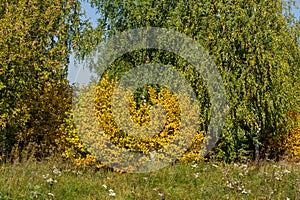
[1,157,300,200]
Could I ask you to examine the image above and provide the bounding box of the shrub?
[73,73,205,171]
[284,112,300,160]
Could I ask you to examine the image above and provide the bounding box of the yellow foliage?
[284,112,300,160]
[73,154,97,168]
[89,73,205,168]
[56,110,87,159]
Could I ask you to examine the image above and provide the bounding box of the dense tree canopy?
[1,0,300,163]
[0,0,85,158]
[84,0,300,161]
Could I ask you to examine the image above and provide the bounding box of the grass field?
[1,157,300,200]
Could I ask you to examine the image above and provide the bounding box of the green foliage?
[83,0,300,161]
[1,0,299,164]
[0,0,85,159]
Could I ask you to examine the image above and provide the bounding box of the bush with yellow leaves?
[284,112,300,160]
[56,110,88,160]
[72,73,206,171]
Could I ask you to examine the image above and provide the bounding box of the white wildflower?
[46,178,56,184]
[53,166,61,176]
[194,173,199,178]
[102,184,107,189]
[43,174,49,179]
[241,189,248,194]
[274,171,282,181]
[158,192,164,197]
[226,181,234,189]
[191,164,198,168]
[212,164,219,168]
[48,193,55,197]
[240,164,248,169]
[46,178,53,183]
[109,189,116,197]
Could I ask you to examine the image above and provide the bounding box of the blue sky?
[292,0,300,18]
[67,1,300,85]
[67,1,97,85]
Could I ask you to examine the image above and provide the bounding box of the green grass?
[1,158,300,199]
